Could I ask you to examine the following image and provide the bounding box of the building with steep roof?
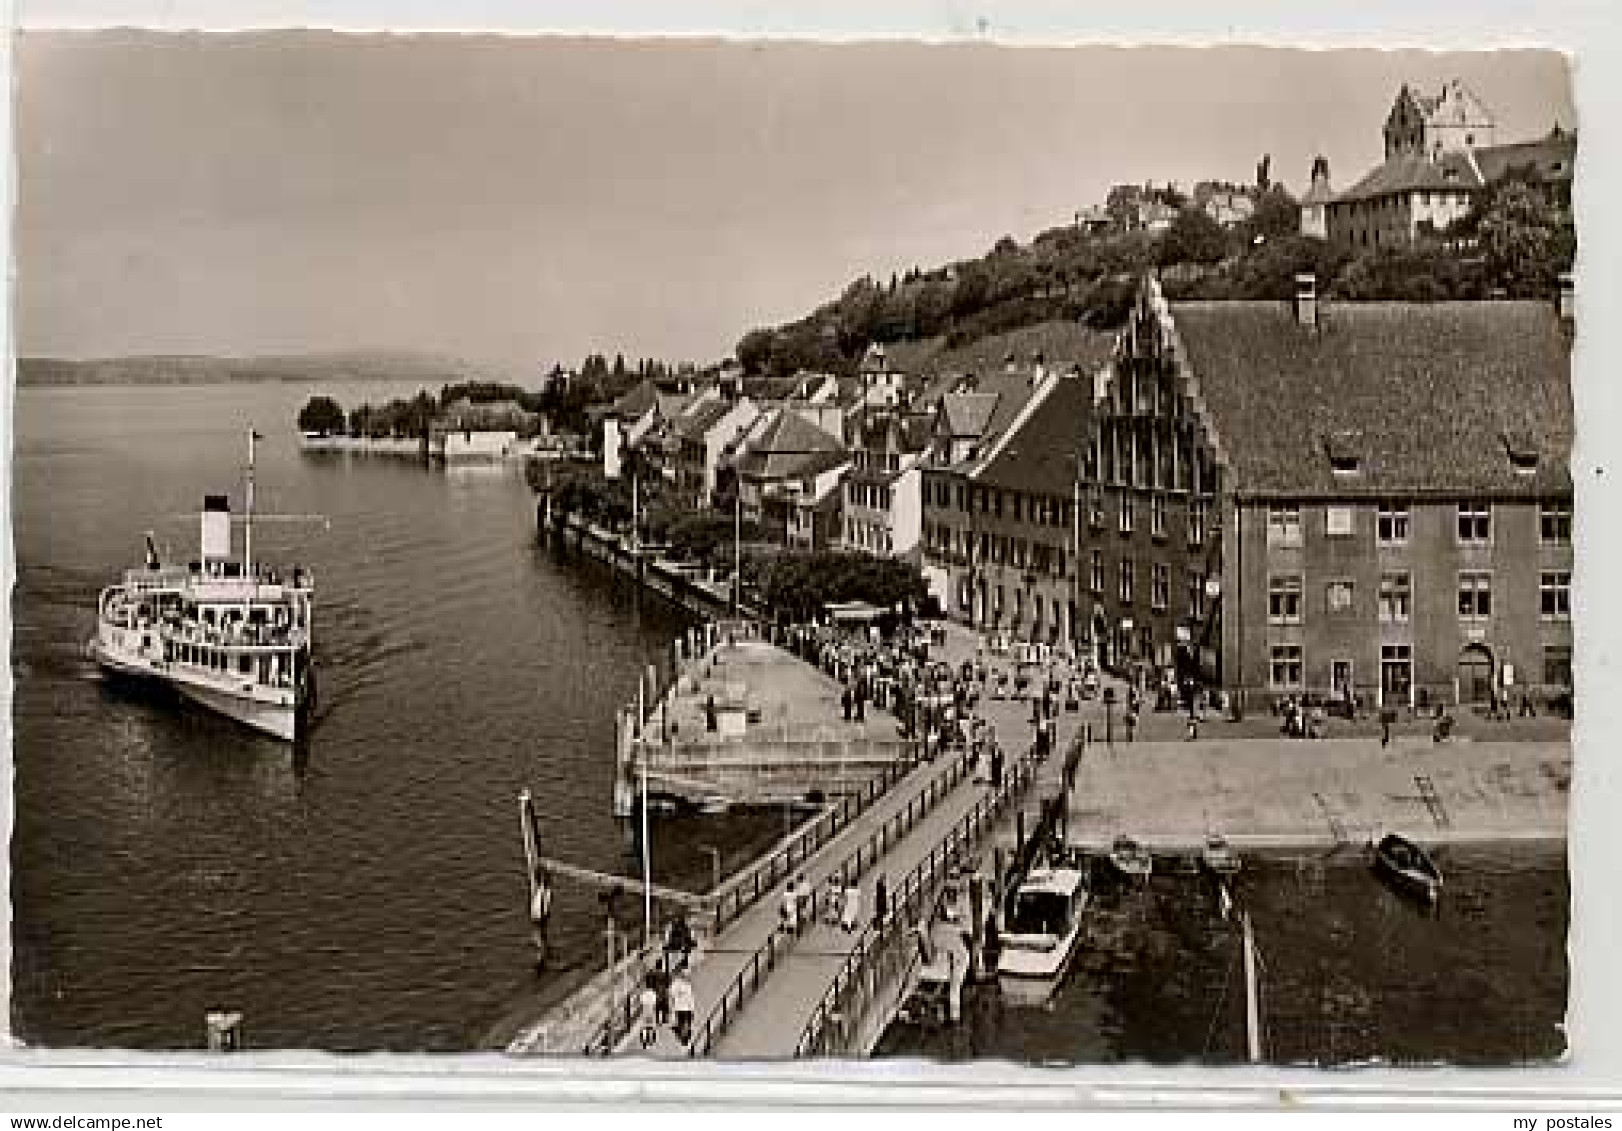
[723,408,850,546]
[1325,82,1576,250]
[1085,274,1573,711]
[840,408,934,560]
[917,340,1116,633]
[1300,157,1334,239]
[673,396,760,509]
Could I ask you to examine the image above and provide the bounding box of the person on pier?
[841,878,862,934]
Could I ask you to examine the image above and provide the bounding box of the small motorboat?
[1372,832,1443,903]
[1200,834,1242,878]
[1107,835,1153,882]
[997,863,1089,1004]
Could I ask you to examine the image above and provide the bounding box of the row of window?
[1268,643,1573,692]
[925,478,1077,530]
[847,481,893,511]
[844,518,892,556]
[1266,570,1571,624]
[1266,502,1572,547]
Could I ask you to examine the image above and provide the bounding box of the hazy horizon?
[17,33,1575,373]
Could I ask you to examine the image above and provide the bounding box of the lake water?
[10,381,786,1052]
[874,843,1568,1065]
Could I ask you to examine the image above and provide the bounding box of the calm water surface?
[11,382,784,1051]
[876,844,1567,1065]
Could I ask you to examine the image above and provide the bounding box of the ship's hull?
[89,638,304,742]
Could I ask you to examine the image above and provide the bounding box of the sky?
[15,33,1575,374]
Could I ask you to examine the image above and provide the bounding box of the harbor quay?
[1062,734,1568,851]
[505,572,1571,1060]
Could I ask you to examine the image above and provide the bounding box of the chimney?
[1294,272,1318,329]
[1032,351,1047,386]
[1310,156,1330,190]
[1559,271,1575,322]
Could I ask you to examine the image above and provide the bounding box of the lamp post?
[1103,685,1116,750]
[701,845,722,892]
[732,488,742,615]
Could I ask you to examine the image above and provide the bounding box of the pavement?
[659,638,898,747]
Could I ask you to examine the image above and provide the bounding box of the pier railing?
[702,744,923,937]
[686,746,977,1058]
[793,739,1049,1058]
[580,745,924,1057]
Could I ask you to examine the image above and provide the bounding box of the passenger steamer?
[87,430,315,741]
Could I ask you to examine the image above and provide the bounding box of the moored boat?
[996,863,1089,1004]
[1372,832,1443,903]
[87,429,316,742]
[1107,835,1153,882]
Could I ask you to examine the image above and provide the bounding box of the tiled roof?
[1167,299,1572,497]
[674,398,735,441]
[976,375,1088,497]
[1474,131,1577,186]
[611,379,660,420]
[942,393,999,438]
[1334,152,1482,203]
[732,409,848,482]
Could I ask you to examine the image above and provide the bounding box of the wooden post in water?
[1242,910,1262,1064]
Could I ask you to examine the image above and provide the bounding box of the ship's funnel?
[201,495,232,561]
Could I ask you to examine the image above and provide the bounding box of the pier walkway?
[617,622,1099,1060]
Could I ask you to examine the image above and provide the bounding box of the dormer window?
[1503,431,1540,475]
[1324,431,1363,477]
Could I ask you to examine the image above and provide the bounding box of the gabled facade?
[674,396,760,510]
[839,409,932,559]
[1097,273,1574,712]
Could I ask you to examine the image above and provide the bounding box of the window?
[1118,491,1134,536]
[1541,571,1571,620]
[1268,575,1303,625]
[1189,499,1208,547]
[1118,560,1135,605]
[1269,644,1304,690]
[1377,504,1409,546]
[1152,563,1170,610]
[1544,645,1572,688]
[1541,502,1572,545]
[1013,494,1023,522]
[1458,571,1493,620]
[1458,502,1491,544]
[1325,579,1355,614]
[1151,495,1167,539]
[1090,550,1104,595]
[993,491,1003,518]
[1089,488,1105,530]
[1325,506,1354,537]
[1379,572,1412,623]
[1267,505,1302,548]
[1187,573,1205,620]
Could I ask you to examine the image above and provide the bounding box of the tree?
[1242,185,1302,245]
[1155,208,1231,267]
[737,328,775,375]
[1470,179,1574,297]
[297,395,345,436]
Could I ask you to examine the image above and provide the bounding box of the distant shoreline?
[17,373,439,388]
[17,352,500,389]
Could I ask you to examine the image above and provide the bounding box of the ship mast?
[245,426,256,581]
